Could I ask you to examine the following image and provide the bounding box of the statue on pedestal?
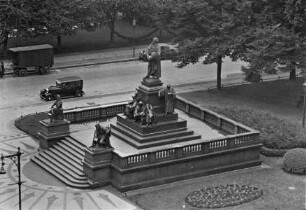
[159,84,176,114]
[145,37,161,79]
[91,122,112,148]
[49,94,64,122]
[124,92,139,119]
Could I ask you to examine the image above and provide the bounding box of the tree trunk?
[110,21,115,43]
[57,34,62,52]
[217,55,222,90]
[2,36,8,57]
[1,31,9,57]
[289,67,296,80]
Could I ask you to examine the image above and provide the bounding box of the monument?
[83,37,206,189]
[30,37,261,191]
[37,95,70,149]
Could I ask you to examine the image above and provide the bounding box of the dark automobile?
[40,76,84,101]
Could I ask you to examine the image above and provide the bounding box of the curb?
[3,57,139,76]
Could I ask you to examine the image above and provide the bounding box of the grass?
[6,21,174,55]
[128,78,306,210]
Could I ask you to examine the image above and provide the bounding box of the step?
[31,155,89,185]
[65,136,87,148]
[116,117,187,135]
[112,122,187,137]
[33,154,88,182]
[60,139,85,155]
[43,150,84,175]
[31,156,90,189]
[49,147,83,167]
[112,123,194,143]
[37,152,86,180]
[112,128,201,149]
[53,144,84,161]
[57,141,84,159]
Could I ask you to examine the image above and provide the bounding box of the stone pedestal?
[83,147,114,187]
[137,77,165,114]
[37,119,70,149]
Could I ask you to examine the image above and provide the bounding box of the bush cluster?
[282,148,306,175]
[210,107,306,150]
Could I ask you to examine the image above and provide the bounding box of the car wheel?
[19,69,27,77]
[46,96,52,101]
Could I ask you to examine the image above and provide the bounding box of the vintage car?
[9,44,54,76]
[40,76,84,101]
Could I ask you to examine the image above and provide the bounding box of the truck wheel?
[19,69,27,77]
[75,90,81,97]
[37,66,46,75]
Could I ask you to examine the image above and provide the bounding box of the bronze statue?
[144,103,155,126]
[124,93,139,119]
[145,37,161,79]
[159,84,176,114]
[49,94,64,122]
[91,122,112,148]
[133,101,145,123]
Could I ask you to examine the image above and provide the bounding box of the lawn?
[128,78,306,210]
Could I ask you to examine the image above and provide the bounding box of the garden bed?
[185,184,263,208]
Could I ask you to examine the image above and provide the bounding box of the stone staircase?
[31,136,91,189]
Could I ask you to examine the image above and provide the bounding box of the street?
[0,58,245,110]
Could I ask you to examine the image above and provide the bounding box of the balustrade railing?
[64,102,127,123]
[68,97,260,169]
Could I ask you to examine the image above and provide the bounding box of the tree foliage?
[0,0,30,55]
[240,0,306,81]
[164,0,253,89]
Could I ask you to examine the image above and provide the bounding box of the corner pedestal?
[83,147,114,187]
[37,119,70,149]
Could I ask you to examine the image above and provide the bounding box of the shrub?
[210,107,306,150]
[282,148,306,175]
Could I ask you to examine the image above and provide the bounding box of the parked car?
[40,76,84,101]
[9,44,54,76]
[139,43,178,61]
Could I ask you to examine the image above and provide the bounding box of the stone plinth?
[83,147,114,187]
[136,77,165,114]
[37,119,70,149]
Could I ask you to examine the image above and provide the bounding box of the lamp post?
[132,17,136,57]
[303,82,306,128]
[0,147,23,210]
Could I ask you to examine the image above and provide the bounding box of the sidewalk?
[2,45,147,74]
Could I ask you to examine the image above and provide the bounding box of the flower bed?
[185,184,263,208]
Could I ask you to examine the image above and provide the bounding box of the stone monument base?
[82,147,114,187]
[37,119,70,149]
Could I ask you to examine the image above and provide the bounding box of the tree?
[0,0,30,56]
[90,0,153,43]
[26,0,92,51]
[240,0,306,81]
[165,0,253,89]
